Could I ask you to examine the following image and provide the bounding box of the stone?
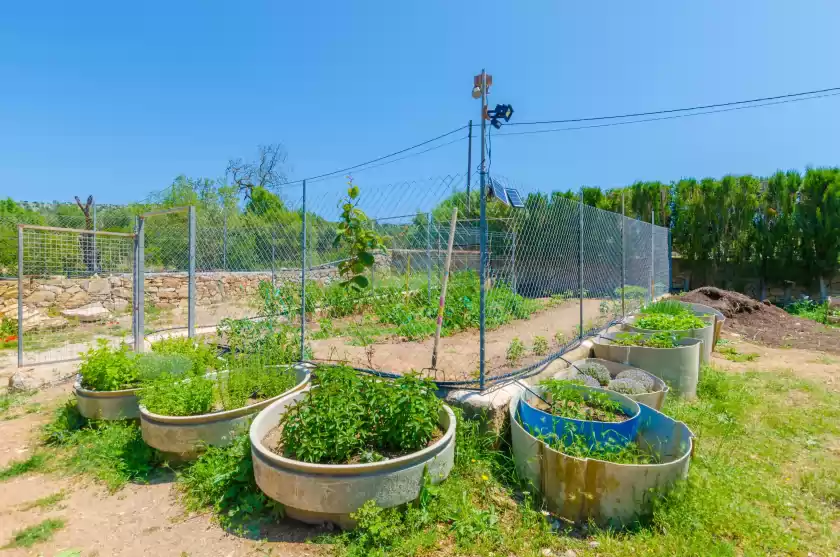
[105,298,129,313]
[109,276,122,286]
[65,290,91,309]
[158,289,179,300]
[162,277,181,289]
[8,371,40,392]
[8,361,78,392]
[61,303,110,322]
[113,287,132,298]
[1,287,18,300]
[176,286,189,297]
[25,290,56,304]
[86,278,111,295]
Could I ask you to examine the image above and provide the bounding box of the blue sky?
[2,0,840,206]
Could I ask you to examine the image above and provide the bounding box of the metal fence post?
[426,212,432,301]
[271,228,276,286]
[135,216,145,352]
[17,226,23,368]
[650,210,655,303]
[222,212,228,271]
[300,180,307,362]
[578,189,584,339]
[466,120,473,214]
[511,230,517,295]
[370,219,377,290]
[620,192,626,318]
[92,200,98,274]
[188,206,196,338]
[668,227,673,294]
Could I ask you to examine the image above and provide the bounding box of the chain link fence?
[2,176,670,389]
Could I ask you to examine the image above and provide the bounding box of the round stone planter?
[518,384,641,450]
[562,358,669,410]
[510,390,694,528]
[681,302,726,350]
[140,365,310,460]
[591,332,702,398]
[623,314,714,364]
[74,377,141,420]
[250,389,457,529]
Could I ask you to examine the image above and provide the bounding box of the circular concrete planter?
[250,389,456,529]
[681,302,726,350]
[140,365,310,460]
[623,315,714,364]
[74,378,141,420]
[561,358,669,410]
[591,332,702,398]
[510,390,694,528]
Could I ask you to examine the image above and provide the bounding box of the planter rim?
[595,332,702,351]
[74,376,141,398]
[140,365,310,426]
[511,390,693,468]
[250,387,457,475]
[570,358,669,398]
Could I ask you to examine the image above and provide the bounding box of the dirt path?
[310,299,606,382]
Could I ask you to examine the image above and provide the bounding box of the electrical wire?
[285,124,468,185]
[505,86,840,126]
[493,91,840,138]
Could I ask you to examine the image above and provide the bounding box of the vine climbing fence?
[2,173,670,390]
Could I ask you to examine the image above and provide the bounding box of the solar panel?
[505,188,525,208]
[489,179,510,206]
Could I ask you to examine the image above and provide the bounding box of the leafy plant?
[278,366,442,464]
[506,338,525,363]
[554,331,567,345]
[178,433,282,533]
[135,353,192,383]
[611,332,679,348]
[312,318,336,339]
[538,425,659,464]
[719,346,759,362]
[220,318,305,363]
[532,336,548,356]
[78,340,138,391]
[334,177,386,291]
[636,312,707,331]
[151,336,220,374]
[536,379,626,422]
[640,300,692,316]
[140,371,214,416]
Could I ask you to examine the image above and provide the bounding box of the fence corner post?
[300,180,307,363]
[188,205,196,338]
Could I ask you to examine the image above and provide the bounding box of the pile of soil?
[681,287,840,354]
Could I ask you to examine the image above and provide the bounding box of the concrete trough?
[140,365,310,460]
[591,332,702,398]
[510,390,694,528]
[74,378,141,420]
[250,388,456,529]
[622,314,714,364]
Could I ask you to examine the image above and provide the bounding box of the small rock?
[564,551,578,557]
[8,371,40,393]
[540,549,555,557]
[588,541,600,548]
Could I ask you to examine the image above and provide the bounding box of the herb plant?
[532,336,549,356]
[537,425,659,464]
[78,340,138,392]
[278,366,443,464]
[635,313,707,331]
[536,379,627,422]
[151,336,220,374]
[640,300,692,315]
[611,332,679,348]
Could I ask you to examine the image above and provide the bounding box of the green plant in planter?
[639,300,691,316]
[140,371,214,416]
[78,340,138,391]
[635,313,707,331]
[278,365,442,464]
[135,353,192,383]
[536,425,659,464]
[536,379,626,422]
[220,318,308,363]
[151,337,220,373]
[611,332,679,348]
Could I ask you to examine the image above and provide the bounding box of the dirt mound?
[681,287,840,354]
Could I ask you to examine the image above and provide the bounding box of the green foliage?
[140,371,214,416]
[505,337,524,363]
[537,426,659,464]
[178,433,281,533]
[334,177,386,291]
[135,353,192,383]
[576,361,611,386]
[536,379,626,422]
[278,366,442,464]
[636,313,707,331]
[611,332,679,348]
[151,336,220,374]
[3,518,65,548]
[0,453,47,480]
[640,300,692,315]
[532,335,548,356]
[220,318,304,362]
[718,346,759,362]
[785,298,837,325]
[78,340,138,392]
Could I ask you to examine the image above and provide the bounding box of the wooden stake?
[431,207,459,370]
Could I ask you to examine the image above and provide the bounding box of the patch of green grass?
[0,453,47,481]
[19,490,66,511]
[0,390,33,418]
[718,346,760,362]
[3,518,65,548]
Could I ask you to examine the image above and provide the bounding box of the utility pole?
[466,120,473,214]
[475,70,490,391]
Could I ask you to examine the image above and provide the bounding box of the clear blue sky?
[2,0,840,206]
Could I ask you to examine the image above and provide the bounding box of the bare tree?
[226,144,289,198]
[74,195,98,274]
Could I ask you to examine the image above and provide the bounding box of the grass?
[0,390,33,418]
[718,346,760,362]
[0,453,47,481]
[4,518,66,548]
[19,490,67,511]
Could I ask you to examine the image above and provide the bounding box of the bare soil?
[682,287,840,355]
[309,298,606,383]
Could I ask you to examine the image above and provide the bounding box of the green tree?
[796,168,840,299]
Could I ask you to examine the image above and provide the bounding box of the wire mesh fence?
[2,176,670,389]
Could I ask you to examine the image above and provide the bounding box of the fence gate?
[135,206,195,351]
[16,224,135,367]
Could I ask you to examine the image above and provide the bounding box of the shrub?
[151,336,220,373]
[220,318,303,363]
[576,362,611,386]
[278,366,442,464]
[135,353,192,383]
[532,336,549,356]
[571,373,600,388]
[78,340,138,392]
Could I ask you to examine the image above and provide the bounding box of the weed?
[785,298,836,325]
[0,453,47,481]
[532,336,549,356]
[19,490,66,511]
[506,338,525,363]
[220,318,304,363]
[812,355,838,365]
[312,318,336,339]
[4,518,65,548]
[279,366,442,464]
[554,331,567,345]
[179,434,281,534]
[718,346,759,362]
